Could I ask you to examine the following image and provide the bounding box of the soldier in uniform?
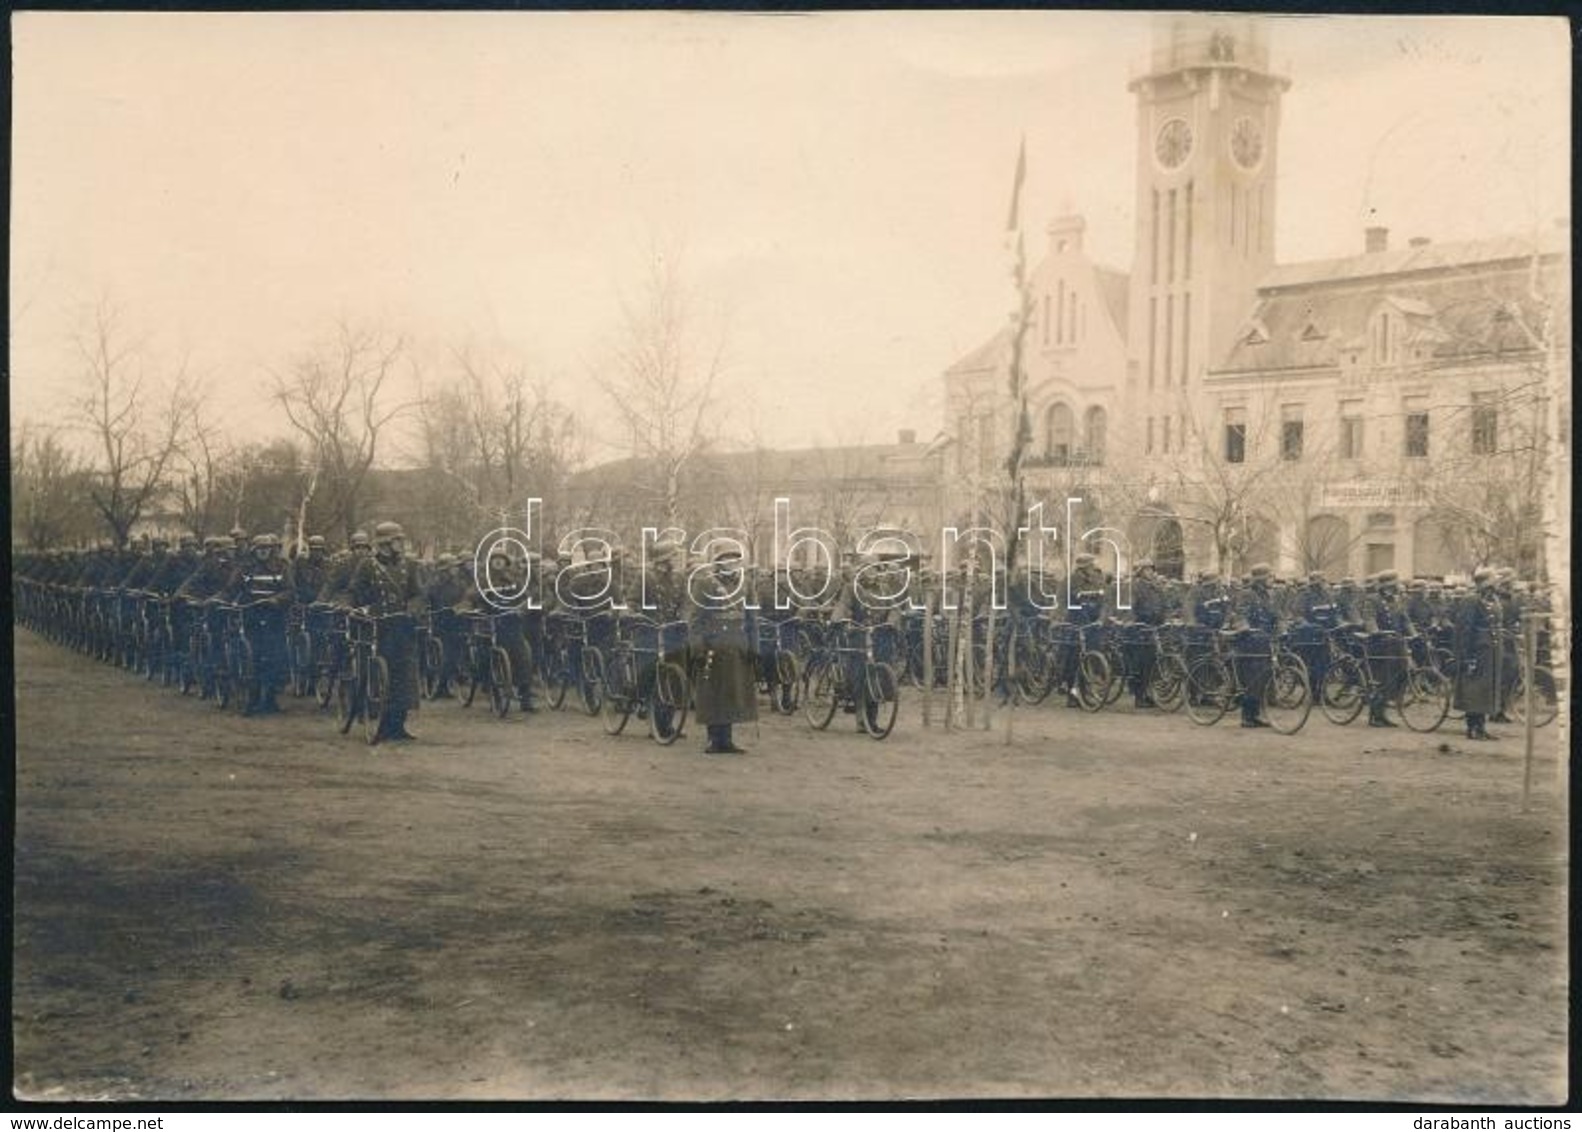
[318,530,372,605]
[347,521,425,741]
[121,537,168,591]
[288,536,331,608]
[689,548,758,755]
[424,553,472,698]
[1404,578,1435,633]
[1359,569,1407,727]
[176,537,235,601]
[1490,569,1521,724]
[225,533,293,714]
[1068,552,1107,625]
[1125,559,1167,708]
[1191,572,1230,629]
[1231,563,1278,728]
[1453,567,1502,741]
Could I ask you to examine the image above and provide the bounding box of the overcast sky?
[9,11,1570,461]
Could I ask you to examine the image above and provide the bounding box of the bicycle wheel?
[1015,641,1055,706]
[236,638,259,714]
[1100,646,1127,706]
[1319,655,1367,725]
[1510,666,1558,728]
[1150,653,1188,713]
[1184,656,1232,726]
[214,642,234,710]
[337,654,362,734]
[649,661,690,745]
[315,648,338,709]
[489,647,514,718]
[600,655,633,736]
[579,647,605,715]
[543,646,570,710]
[417,634,439,700]
[1263,654,1312,735]
[804,658,840,730]
[364,656,390,745]
[1075,651,1112,713]
[860,661,900,740]
[461,646,481,707]
[1397,666,1451,733]
[772,650,801,714]
[290,631,313,697]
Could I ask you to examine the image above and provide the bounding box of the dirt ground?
[10,629,1569,1103]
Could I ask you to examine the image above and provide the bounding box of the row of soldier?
[15,531,1553,744]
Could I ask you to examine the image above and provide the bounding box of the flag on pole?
[1005,135,1027,232]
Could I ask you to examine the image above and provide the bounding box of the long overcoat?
[1452,591,1499,714]
[689,586,759,726]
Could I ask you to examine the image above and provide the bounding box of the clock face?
[1155,118,1193,170]
[1230,116,1264,170]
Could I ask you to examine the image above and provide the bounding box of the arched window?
[1045,403,1074,464]
[1085,406,1108,465]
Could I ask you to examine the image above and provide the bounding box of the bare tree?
[11,422,95,549]
[413,342,583,550]
[272,319,410,542]
[596,250,722,529]
[71,298,193,548]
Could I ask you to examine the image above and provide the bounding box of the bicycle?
[460,611,522,718]
[1184,627,1312,734]
[1147,622,1190,713]
[598,615,691,744]
[756,616,804,715]
[336,611,415,745]
[803,620,901,740]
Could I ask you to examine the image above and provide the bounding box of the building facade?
[941,12,1571,582]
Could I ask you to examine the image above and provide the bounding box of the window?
[1148,297,1158,388]
[1164,295,1174,387]
[1163,415,1172,453]
[1184,181,1194,280]
[1224,407,1246,464]
[1366,511,1395,530]
[1280,404,1304,461]
[1146,416,1154,455]
[1167,188,1177,282]
[1339,400,1363,459]
[1069,292,1079,345]
[1181,291,1192,383]
[978,414,996,476]
[1404,397,1429,459]
[1150,190,1160,285]
[1471,392,1498,455]
[1056,280,1066,344]
[1042,295,1050,347]
[1045,403,1073,463]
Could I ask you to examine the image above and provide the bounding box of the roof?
[568,440,942,497]
[943,327,1011,378]
[1258,228,1569,293]
[1216,229,1570,374]
[1095,266,1131,340]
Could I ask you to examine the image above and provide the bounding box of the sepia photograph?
[8,10,1571,1104]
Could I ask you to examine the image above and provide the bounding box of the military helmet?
[437,553,457,568]
[375,521,404,539]
[349,530,372,548]
[203,535,229,551]
[252,532,280,549]
[307,535,327,549]
[1249,563,1272,579]
[230,526,247,541]
[179,533,199,549]
[150,535,169,550]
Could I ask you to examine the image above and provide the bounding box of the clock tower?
[1125,15,1289,440]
